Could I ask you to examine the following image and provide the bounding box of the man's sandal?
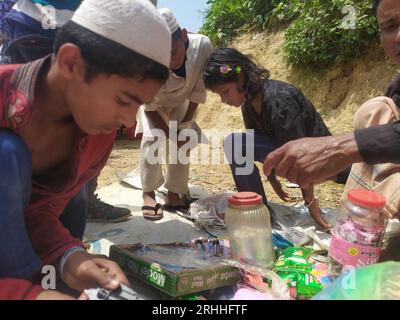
[161,204,189,215]
[142,203,164,221]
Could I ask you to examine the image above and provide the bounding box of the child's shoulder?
[265,79,299,96]
[187,33,213,58]
[188,33,211,45]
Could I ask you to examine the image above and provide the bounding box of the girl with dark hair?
[204,47,347,229]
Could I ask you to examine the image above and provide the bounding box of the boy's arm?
[181,67,207,126]
[185,36,213,116]
[145,110,170,137]
[0,279,75,300]
[25,202,85,266]
[181,101,198,124]
[26,203,129,293]
[0,279,43,300]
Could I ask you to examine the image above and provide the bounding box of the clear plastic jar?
[225,192,275,269]
[328,189,387,278]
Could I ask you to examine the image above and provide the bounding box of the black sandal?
[142,203,163,221]
[161,204,189,215]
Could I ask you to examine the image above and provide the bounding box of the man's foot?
[162,191,189,214]
[87,194,131,223]
[142,191,163,221]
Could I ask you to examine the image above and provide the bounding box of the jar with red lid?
[225,192,275,269]
[328,189,388,278]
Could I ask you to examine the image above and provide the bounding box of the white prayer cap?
[71,0,171,68]
[158,8,180,35]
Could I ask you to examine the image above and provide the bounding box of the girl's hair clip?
[220,65,232,75]
[220,65,242,75]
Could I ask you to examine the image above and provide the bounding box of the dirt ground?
[98,137,344,209]
[97,30,399,210]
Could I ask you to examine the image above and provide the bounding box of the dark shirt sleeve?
[385,75,400,108]
[355,122,400,164]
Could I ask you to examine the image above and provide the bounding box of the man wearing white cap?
[0,0,171,299]
[137,8,213,220]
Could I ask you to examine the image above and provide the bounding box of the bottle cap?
[347,189,386,209]
[229,192,263,206]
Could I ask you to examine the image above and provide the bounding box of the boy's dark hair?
[373,0,381,14]
[203,47,270,101]
[172,27,182,42]
[54,21,169,83]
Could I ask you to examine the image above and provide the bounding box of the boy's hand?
[62,251,130,292]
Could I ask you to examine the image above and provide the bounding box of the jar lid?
[348,189,386,209]
[229,192,263,206]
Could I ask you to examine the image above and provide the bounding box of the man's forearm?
[329,132,364,167]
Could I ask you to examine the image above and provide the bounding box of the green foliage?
[200,0,249,45]
[200,0,285,45]
[283,0,379,68]
[200,0,379,69]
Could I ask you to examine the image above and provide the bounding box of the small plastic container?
[328,189,387,278]
[225,192,275,269]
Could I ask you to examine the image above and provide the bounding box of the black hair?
[54,21,169,83]
[373,0,381,14]
[203,47,270,101]
[172,27,182,42]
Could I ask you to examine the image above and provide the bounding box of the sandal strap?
[141,203,162,213]
[162,204,189,211]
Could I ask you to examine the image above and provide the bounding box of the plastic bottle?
[225,192,275,269]
[327,189,387,278]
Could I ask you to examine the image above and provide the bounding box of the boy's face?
[57,45,162,135]
[211,82,246,108]
[170,29,188,70]
[67,73,162,135]
[378,0,400,64]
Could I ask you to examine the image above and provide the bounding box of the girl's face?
[210,82,247,107]
[378,0,400,64]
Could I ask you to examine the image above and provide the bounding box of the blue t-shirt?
[1,0,81,63]
[0,0,17,39]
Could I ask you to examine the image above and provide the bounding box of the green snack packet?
[277,270,322,299]
[275,247,313,270]
[274,247,322,299]
[296,271,323,298]
[276,271,298,299]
